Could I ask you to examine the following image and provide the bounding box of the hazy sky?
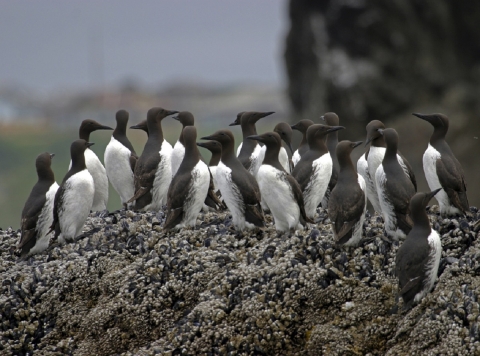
[0,0,288,92]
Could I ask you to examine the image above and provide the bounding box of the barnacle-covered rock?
[0,206,478,355]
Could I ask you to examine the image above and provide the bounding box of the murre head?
[79,119,113,140]
[115,110,129,129]
[365,120,386,146]
[336,141,363,159]
[145,107,178,136]
[412,113,449,129]
[320,112,340,126]
[409,188,442,226]
[201,129,235,157]
[35,152,55,181]
[291,119,314,133]
[273,122,294,153]
[196,140,222,154]
[130,119,148,134]
[71,139,94,168]
[378,128,399,153]
[237,111,275,126]
[172,111,195,127]
[229,112,245,126]
[307,124,345,147]
[247,131,282,149]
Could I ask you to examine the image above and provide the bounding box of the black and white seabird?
[328,141,367,246]
[229,111,274,175]
[396,188,442,309]
[292,124,345,219]
[360,120,417,214]
[320,113,341,207]
[128,107,178,211]
[268,122,294,173]
[291,119,314,167]
[104,110,138,208]
[375,128,416,239]
[171,111,195,177]
[201,129,265,230]
[413,113,469,216]
[17,152,59,259]
[73,119,113,211]
[130,120,149,135]
[164,126,210,230]
[196,140,222,190]
[51,140,95,244]
[248,132,312,232]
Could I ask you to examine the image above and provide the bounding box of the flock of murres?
[16,108,470,309]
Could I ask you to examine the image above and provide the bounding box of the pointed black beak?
[98,124,114,130]
[196,142,207,148]
[427,188,442,200]
[87,142,95,148]
[50,153,55,159]
[326,126,345,133]
[352,141,363,149]
[290,123,298,130]
[201,135,214,141]
[166,110,179,116]
[247,135,263,142]
[261,111,275,118]
[229,121,240,126]
[412,113,428,120]
[172,116,180,121]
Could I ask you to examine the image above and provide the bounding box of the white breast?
[292,149,301,167]
[259,146,290,174]
[180,160,210,228]
[250,144,265,176]
[104,137,134,206]
[85,148,108,211]
[171,140,185,178]
[423,144,460,215]
[257,164,300,232]
[29,182,59,255]
[303,153,332,219]
[58,169,94,243]
[358,152,381,214]
[414,229,442,303]
[215,161,247,230]
[236,142,243,157]
[148,140,173,210]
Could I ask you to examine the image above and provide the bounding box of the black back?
[164,127,201,229]
[381,128,415,233]
[202,129,264,227]
[18,152,56,255]
[51,140,92,238]
[292,124,344,191]
[395,189,441,308]
[328,141,365,244]
[132,107,178,210]
[413,113,469,213]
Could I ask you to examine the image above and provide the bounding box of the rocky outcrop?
[1,207,479,355]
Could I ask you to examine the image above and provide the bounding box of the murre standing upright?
[230,111,274,175]
[291,119,314,167]
[395,188,442,309]
[262,122,294,173]
[171,111,195,177]
[412,113,469,216]
[51,140,95,244]
[248,132,312,232]
[328,141,367,247]
[73,119,113,211]
[196,140,222,190]
[201,129,265,231]
[104,110,138,208]
[17,152,59,259]
[375,128,416,239]
[164,126,210,230]
[362,120,417,214]
[320,112,341,207]
[128,107,178,211]
[292,124,345,220]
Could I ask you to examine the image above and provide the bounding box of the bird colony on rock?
[16,108,472,308]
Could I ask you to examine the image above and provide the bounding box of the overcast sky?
[0,0,288,93]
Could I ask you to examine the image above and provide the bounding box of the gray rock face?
[0,207,479,355]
